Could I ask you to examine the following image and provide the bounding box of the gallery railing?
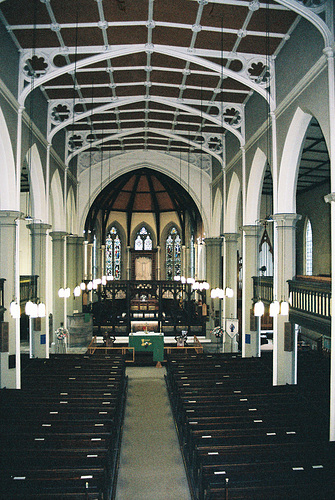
[288,276,331,336]
[252,275,331,336]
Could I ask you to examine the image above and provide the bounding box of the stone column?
[197,242,206,280]
[66,234,78,317]
[182,245,186,277]
[73,236,84,313]
[157,245,161,280]
[126,246,131,280]
[205,237,222,331]
[100,244,105,277]
[272,213,301,386]
[50,231,67,340]
[223,233,239,321]
[325,193,335,440]
[0,211,20,388]
[28,222,52,358]
[87,242,93,281]
[242,225,259,358]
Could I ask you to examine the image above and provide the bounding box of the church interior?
[0,0,334,498]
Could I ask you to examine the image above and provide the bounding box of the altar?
[128,332,164,363]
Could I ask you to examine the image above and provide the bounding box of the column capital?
[27,222,52,234]
[204,237,222,247]
[66,234,79,246]
[324,192,335,203]
[50,231,67,241]
[242,224,259,236]
[222,232,240,243]
[271,213,301,227]
[0,210,21,225]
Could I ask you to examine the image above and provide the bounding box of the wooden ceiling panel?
[11,29,60,49]
[201,3,249,30]
[61,27,105,47]
[195,31,237,52]
[113,69,145,84]
[1,0,50,24]
[151,53,186,69]
[50,0,99,23]
[182,88,214,101]
[115,85,144,97]
[247,8,298,33]
[106,25,148,45]
[150,85,179,99]
[1,0,302,160]
[104,0,150,23]
[152,26,192,47]
[238,35,282,55]
[154,0,198,25]
[151,70,183,86]
[186,73,220,89]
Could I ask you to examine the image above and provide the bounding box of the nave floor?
[115,366,192,500]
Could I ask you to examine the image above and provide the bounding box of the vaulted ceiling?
[1,0,298,159]
[1,0,329,196]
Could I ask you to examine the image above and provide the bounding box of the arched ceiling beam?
[274,0,333,48]
[51,95,242,149]
[67,127,224,168]
[19,43,272,108]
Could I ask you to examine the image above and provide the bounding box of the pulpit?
[128,332,164,363]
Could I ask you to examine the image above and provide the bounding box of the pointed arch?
[50,169,65,231]
[27,144,46,221]
[245,148,268,225]
[67,186,76,234]
[278,107,313,213]
[0,107,16,210]
[212,188,222,237]
[225,172,241,233]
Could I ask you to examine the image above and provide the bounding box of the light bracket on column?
[280,300,289,316]
[254,299,264,317]
[269,300,280,317]
[10,301,21,319]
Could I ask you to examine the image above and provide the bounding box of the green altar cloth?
[129,332,164,362]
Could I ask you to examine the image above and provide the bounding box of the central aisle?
[115,366,192,500]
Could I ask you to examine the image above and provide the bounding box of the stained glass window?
[134,226,152,250]
[166,227,181,280]
[105,226,121,279]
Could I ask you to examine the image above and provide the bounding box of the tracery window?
[105,226,121,279]
[166,226,181,280]
[134,226,152,250]
[305,218,313,276]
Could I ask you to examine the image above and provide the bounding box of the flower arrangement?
[56,326,68,341]
[211,326,224,339]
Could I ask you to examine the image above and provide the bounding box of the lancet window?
[134,226,152,251]
[105,226,121,279]
[166,226,181,280]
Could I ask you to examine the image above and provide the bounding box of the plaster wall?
[296,182,331,276]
